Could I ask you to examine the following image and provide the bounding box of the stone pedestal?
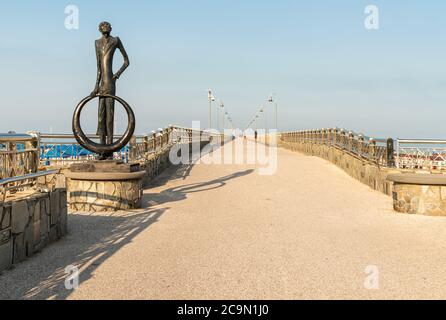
[65,161,146,212]
[387,173,446,216]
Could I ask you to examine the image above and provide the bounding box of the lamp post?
[208,89,215,129]
[260,107,267,131]
[219,102,225,132]
[268,94,277,130]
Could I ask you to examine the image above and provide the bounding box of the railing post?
[129,135,137,161]
[188,129,193,143]
[369,138,376,160]
[386,138,395,167]
[338,129,343,148]
[167,125,173,144]
[26,131,40,172]
[338,129,343,149]
[143,134,149,153]
[348,131,354,152]
[358,134,364,156]
[333,128,338,146]
[162,128,167,146]
[157,128,163,148]
[152,131,157,151]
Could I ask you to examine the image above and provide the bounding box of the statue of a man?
[91,21,130,148]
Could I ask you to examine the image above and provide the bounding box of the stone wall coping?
[65,170,146,181]
[387,173,446,185]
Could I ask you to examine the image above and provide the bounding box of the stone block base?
[388,174,446,216]
[0,189,67,272]
[66,161,146,212]
[66,179,144,212]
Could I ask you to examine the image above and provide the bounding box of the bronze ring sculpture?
[72,94,135,159]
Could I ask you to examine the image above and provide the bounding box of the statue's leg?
[106,97,115,145]
[97,97,106,145]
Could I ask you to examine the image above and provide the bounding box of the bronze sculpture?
[92,21,130,145]
[72,22,135,160]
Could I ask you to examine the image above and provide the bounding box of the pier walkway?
[2,139,446,299]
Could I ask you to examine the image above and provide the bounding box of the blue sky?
[1,0,446,138]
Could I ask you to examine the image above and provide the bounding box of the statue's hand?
[90,86,99,97]
[112,73,120,81]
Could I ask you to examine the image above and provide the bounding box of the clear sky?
[1,0,446,138]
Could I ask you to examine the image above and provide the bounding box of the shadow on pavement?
[0,206,167,300]
[143,169,254,207]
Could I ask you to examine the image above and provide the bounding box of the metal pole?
[265,109,268,132]
[275,102,278,130]
[209,99,212,129]
[216,104,219,131]
[387,138,394,167]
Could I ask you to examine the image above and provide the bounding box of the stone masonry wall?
[0,189,67,272]
[66,179,143,212]
[279,140,401,196]
[392,183,446,216]
[141,144,173,185]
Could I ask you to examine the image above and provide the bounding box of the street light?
[259,107,267,131]
[219,101,225,131]
[268,93,278,130]
[208,89,215,129]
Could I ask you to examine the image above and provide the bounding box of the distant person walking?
[254,130,258,141]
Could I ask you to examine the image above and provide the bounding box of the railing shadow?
[0,206,167,300]
[143,169,254,207]
[147,137,236,189]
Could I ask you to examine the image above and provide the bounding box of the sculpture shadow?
[0,206,167,300]
[143,168,254,207]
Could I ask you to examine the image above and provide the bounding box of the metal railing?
[127,126,217,161]
[0,169,60,202]
[39,132,141,166]
[280,128,394,167]
[1,126,219,171]
[396,139,446,170]
[0,133,39,179]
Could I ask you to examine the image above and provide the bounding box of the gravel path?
[1,139,446,299]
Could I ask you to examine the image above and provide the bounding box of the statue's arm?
[92,42,101,95]
[114,37,130,80]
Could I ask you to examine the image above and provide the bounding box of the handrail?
[397,139,446,144]
[40,133,147,140]
[2,126,218,172]
[0,169,60,187]
[279,127,394,167]
[0,169,61,202]
[395,138,446,170]
[0,133,37,143]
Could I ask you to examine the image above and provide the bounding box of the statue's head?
[98,21,112,35]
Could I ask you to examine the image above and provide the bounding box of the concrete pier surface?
[1,139,446,299]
